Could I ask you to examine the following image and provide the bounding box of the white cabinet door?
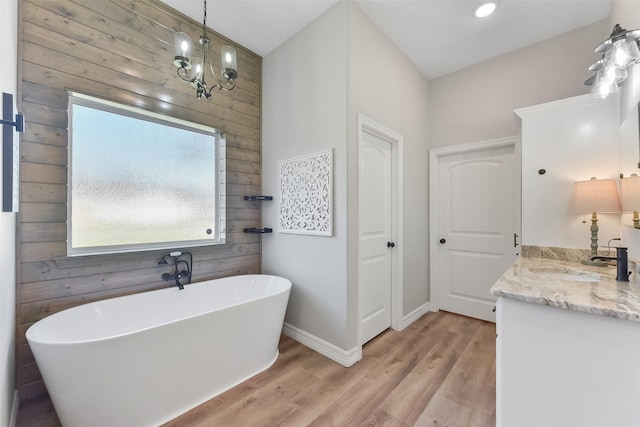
[497,297,640,427]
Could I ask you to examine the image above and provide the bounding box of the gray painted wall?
[428,19,610,149]
[262,1,430,356]
[346,1,430,319]
[262,2,351,350]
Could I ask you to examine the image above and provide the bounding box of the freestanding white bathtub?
[26,274,291,427]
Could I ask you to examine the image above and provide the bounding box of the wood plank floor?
[16,311,496,427]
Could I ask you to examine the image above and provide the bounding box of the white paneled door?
[435,140,518,322]
[359,122,395,344]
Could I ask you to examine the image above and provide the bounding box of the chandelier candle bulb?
[173,32,192,69]
[221,46,238,81]
[192,57,204,79]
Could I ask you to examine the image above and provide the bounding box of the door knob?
[439,238,446,244]
[387,241,395,248]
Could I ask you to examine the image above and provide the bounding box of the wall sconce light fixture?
[3,92,23,213]
[172,0,238,100]
[621,174,640,228]
[1,93,24,133]
[573,177,621,266]
[585,24,640,100]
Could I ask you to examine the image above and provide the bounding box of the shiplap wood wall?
[17,0,263,401]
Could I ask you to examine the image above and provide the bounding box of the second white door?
[435,141,518,322]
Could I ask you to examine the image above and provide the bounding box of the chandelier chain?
[202,0,208,37]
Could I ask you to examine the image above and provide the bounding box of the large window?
[68,93,225,256]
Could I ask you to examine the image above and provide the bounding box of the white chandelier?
[172,0,238,100]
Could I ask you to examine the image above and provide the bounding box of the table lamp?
[573,177,621,266]
[621,174,640,228]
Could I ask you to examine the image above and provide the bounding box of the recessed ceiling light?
[475,2,497,18]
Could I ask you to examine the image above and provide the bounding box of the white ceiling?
[161,0,612,80]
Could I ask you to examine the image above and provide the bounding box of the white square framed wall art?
[278,149,333,236]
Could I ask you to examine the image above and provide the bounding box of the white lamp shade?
[573,178,621,213]
[621,175,640,211]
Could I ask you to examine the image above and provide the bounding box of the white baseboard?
[282,304,431,367]
[9,390,18,427]
[396,301,432,331]
[282,322,361,367]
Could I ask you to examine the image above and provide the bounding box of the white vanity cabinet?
[496,297,640,427]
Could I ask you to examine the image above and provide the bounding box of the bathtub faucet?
[159,251,193,290]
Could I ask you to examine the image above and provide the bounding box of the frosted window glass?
[68,95,224,255]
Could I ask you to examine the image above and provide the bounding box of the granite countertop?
[491,257,640,322]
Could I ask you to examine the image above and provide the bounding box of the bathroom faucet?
[159,251,193,290]
[590,246,631,282]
